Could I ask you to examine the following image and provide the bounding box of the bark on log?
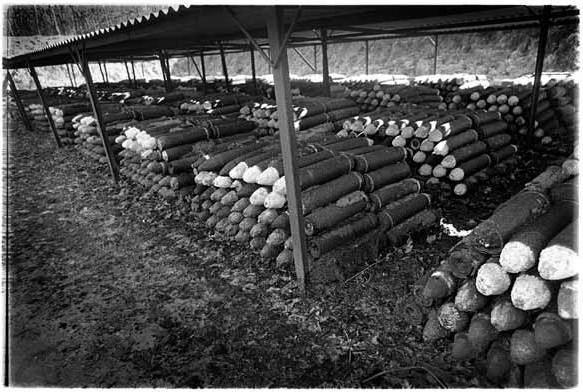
[478,120,508,138]
[448,154,491,182]
[363,161,411,192]
[369,178,421,212]
[299,155,353,189]
[378,193,431,230]
[352,147,406,172]
[385,209,439,245]
[309,213,378,258]
[433,129,479,156]
[301,172,364,215]
[305,199,368,235]
[441,141,487,168]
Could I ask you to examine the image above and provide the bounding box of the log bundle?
[190,135,438,265]
[345,83,446,112]
[237,97,360,137]
[406,160,579,388]
[179,93,257,115]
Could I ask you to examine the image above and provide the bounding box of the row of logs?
[404,158,578,388]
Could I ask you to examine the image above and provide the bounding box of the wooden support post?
[313,45,317,72]
[219,42,230,91]
[433,35,438,75]
[266,6,309,293]
[365,40,369,75]
[187,55,191,76]
[80,56,120,183]
[103,61,109,84]
[28,64,62,148]
[292,47,316,72]
[6,70,34,132]
[320,28,331,97]
[141,62,145,79]
[98,61,106,84]
[65,63,75,87]
[200,53,207,94]
[250,45,257,94]
[70,63,77,86]
[528,5,551,144]
[131,58,137,88]
[124,60,132,85]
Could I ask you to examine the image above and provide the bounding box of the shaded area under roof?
[4,5,579,69]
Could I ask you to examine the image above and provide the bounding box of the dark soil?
[5,114,551,388]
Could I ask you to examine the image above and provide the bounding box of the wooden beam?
[65,63,75,87]
[292,47,316,72]
[365,40,369,75]
[98,61,106,83]
[27,64,62,148]
[219,42,230,91]
[313,45,317,72]
[6,71,34,132]
[103,61,109,83]
[200,53,207,94]
[266,6,309,293]
[433,34,438,74]
[189,55,203,80]
[527,5,551,144]
[250,46,257,94]
[124,60,132,85]
[131,58,137,87]
[79,54,120,183]
[320,28,331,97]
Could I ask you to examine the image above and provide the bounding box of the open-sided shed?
[3,4,579,291]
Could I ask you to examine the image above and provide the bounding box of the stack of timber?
[406,158,578,388]
[48,102,92,145]
[416,110,518,197]
[118,115,260,200]
[345,84,446,112]
[237,97,360,139]
[179,93,256,115]
[190,135,438,265]
[414,74,490,106]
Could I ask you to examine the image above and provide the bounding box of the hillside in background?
[4,5,579,89]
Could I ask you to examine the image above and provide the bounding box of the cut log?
[378,193,431,230]
[301,172,363,215]
[499,201,575,274]
[476,262,511,296]
[423,310,451,342]
[467,313,498,354]
[441,141,487,168]
[557,279,578,319]
[486,339,512,384]
[362,162,411,192]
[309,213,378,258]
[552,348,578,388]
[433,129,479,156]
[454,278,488,312]
[533,312,573,349]
[483,133,512,151]
[448,154,491,182]
[422,267,456,299]
[304,199,367,235]
[385,209,439,246]
[478,120,508,138]
[525,165,573,193]
[352,147,406,172]
[510,329,547,365]
[538,222,578,280]
[511,273,552,311]
[369,178,420,211]
[156,126,208,150]
[490,295,527,331]
[439,115,472,138]
[437,302,469,332]
[299,155,353,189]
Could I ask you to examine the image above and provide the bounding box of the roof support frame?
[250,46,257,93]
[70,44,120,183]
[292,47,316,72]
[266,5,309,294]
[6,70,34,133]
[320,28,330,97]
[527,5,551,144]
[219,42,231,91]
[27,62,62,148]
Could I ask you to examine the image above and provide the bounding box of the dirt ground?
[5,114,550,388]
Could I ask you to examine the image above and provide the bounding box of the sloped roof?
[4,5,579,68]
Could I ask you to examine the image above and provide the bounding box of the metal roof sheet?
[4,5,579,69]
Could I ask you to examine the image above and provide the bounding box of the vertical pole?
[320,28,330,97]
[266,6,309,293]
[528,5,551,144]
[313,45,317,72]
[141,62,145,79]
[187,55,191,76]
[219,42,230,91]
[103,61,109,84]
[6,71,34,132]
[97,61,105,83]
[124,60,132,85]
[70,63,77,86]
[65,63,75,87]
[159,52,172,92]
[28,64,62,148]
[365,40,369,75]
[200,53,207,94]
[165,55,172,88]
[80,56,120,183]
[250,45,257,94]
[131,58,137,88]
[433,34,438,75]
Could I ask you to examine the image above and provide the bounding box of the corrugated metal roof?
[4,5,579,69]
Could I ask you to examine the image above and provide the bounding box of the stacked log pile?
[48,102,92,145]
[118,115,260,200]
[406,158,578,388]
[237,97,360,138]
[179,93,257,116]
[190,135,438,265]
[345,84,446,112]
